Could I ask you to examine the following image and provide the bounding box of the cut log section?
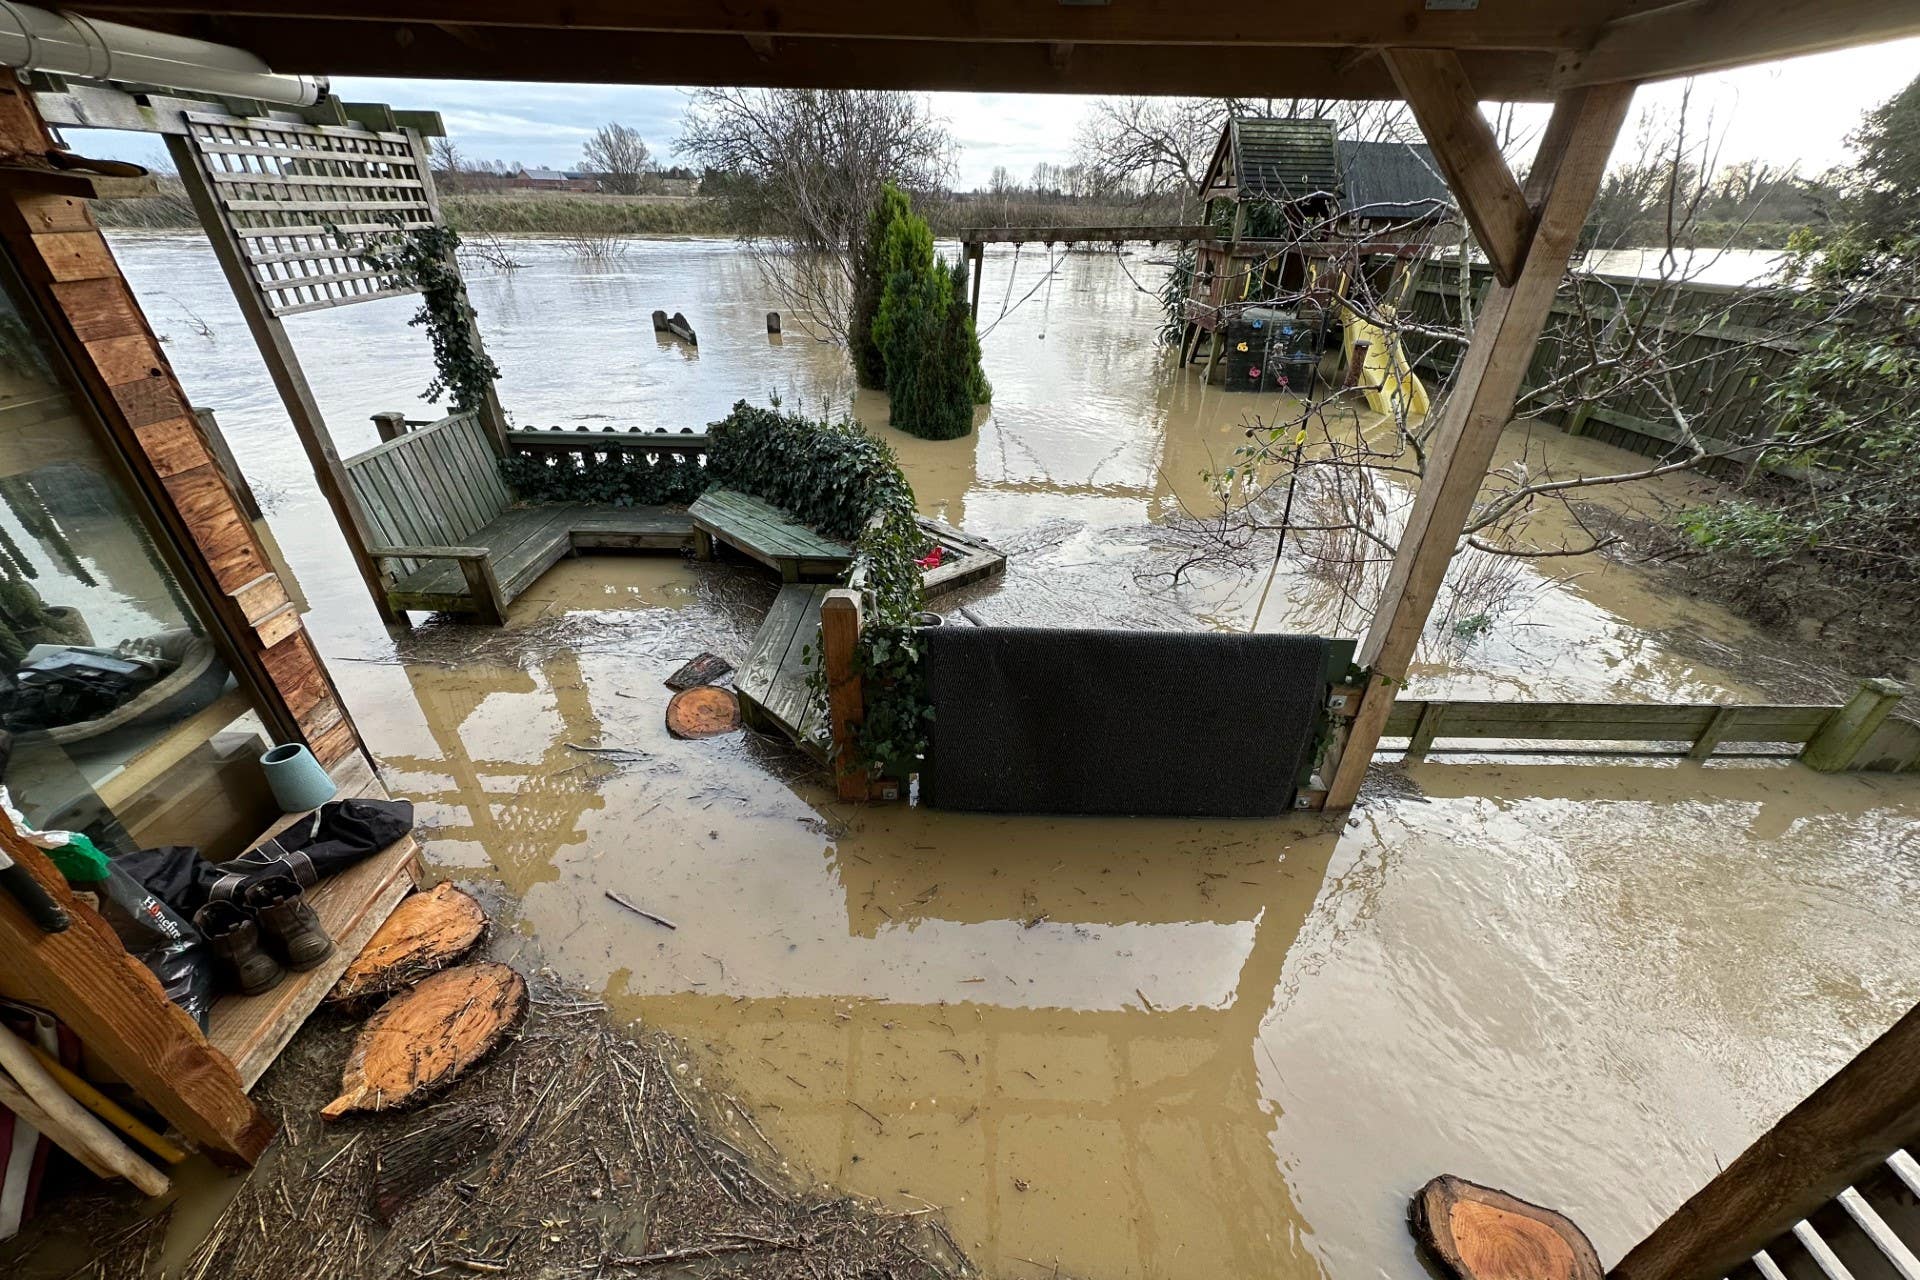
[330,882,488,1003]
[321,962,527,1120]
[667,685,741,738]
[1412,1175,1603,1280]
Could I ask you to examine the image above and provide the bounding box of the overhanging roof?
[64,1,1920,98]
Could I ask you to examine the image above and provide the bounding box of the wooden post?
[1323,81,1635,810]
[820,587,868,802]
[1610,1001,1920,1280]
[164,131,401,627]
[371,410,409,442]
[0,819,273,1167]
[1801,678,1906,772]
[0,72,365,767]
[965,241,984,321]
[1686,704,1738,761]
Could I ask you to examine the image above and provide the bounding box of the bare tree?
[582,123,653,195]
[678,88,955,343]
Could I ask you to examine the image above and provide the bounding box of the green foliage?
[867,190,989,438]
[851,184,911,388]
[498,437,709,507]
[706,402,914,539]
[1158,246,1195,346]
[356,223,500,414]
[844,506,933,780]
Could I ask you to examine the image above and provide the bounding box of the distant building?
[511,166,597,192]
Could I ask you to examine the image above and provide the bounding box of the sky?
[86,37,1920,189]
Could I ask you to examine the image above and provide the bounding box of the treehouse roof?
[1336,140,1453,223]
[1200,118,1343,204]
[60,2,1920,99]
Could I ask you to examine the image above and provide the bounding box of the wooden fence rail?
[1396,259,1803,476]
[1381,679,1916,772]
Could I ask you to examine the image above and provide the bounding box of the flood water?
[101,232,1920,1279]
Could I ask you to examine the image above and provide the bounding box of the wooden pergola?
[1,1,1917,1273]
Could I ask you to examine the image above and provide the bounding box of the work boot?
[194,900,284,996]
[245,875,333,971]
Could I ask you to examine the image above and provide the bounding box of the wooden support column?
[1323,81,1634,810]
[411,127,509,456]
[163,131,403,627]
[0,819,272,1167]
[1800,678,1907,772]
[0,72,367,768]
[820,587,868,802]
[1384,49,1537,287]
[1610,1001,1920,1280]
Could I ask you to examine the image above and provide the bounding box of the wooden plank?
[1563,0,1920,90]
[1325,82,1634,811]
[1687,705,1738,761]
[160,463,272,591]
[1611,1001,1920,1280]
[736,583,820,708]
[49,277,146,342]
[30,229,118,282]
[133,414,216,478]
[0,816,272,1166]
[1383,49,1535,287]
[1802,679,1908,772]
[821,587,866,799]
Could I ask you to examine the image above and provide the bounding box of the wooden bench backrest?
[343,411,512,577]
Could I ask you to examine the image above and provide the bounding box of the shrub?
[851,184,911,388]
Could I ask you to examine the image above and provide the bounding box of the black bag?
[116,798,414,917]
[90,864,215,1027]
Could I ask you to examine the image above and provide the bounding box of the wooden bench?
[342,411,694,623]
[689,487,853,583]
[736,582,833,758]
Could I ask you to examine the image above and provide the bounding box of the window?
[0,263,277,860]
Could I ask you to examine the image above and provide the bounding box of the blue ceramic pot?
[260,743,338,813]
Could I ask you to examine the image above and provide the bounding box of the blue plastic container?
[260,742,338,813]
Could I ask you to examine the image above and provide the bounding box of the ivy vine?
[355,222,500,414]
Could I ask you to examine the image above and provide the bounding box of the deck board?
[737,583,831,759]
[690,488,853,581]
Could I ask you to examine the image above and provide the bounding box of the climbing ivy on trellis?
[355,223,500,414]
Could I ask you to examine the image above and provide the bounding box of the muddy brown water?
[48,235,1920,1278]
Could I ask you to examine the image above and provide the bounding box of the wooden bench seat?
[736,582,832,758]
[342,411,695,623]
[690,487,853,582]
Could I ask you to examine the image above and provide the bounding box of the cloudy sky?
[95,37,1920,187]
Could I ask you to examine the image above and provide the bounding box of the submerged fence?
[1396,259,1807,475]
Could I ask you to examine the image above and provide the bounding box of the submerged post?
[1801,678,1907,772]
[820,588,867,802]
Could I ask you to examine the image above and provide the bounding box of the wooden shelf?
[203,752,423,1088]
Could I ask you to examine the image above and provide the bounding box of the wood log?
[0,1026,169,1195]
[320,963,527,1120]
[1411,1175,1602,1280]
[666,685,741,738]
[330,882,488,1004]
[664,651,733,691]
[370,1109,501,1223]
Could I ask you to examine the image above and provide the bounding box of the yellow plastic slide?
[1340,301,1430,421]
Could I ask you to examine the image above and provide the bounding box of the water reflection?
[98,232,1920,1280]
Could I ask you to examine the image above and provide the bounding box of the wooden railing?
[1376,679,1916,772]
[504,426,710,468]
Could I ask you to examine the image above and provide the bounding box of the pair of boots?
[193,876,333,995]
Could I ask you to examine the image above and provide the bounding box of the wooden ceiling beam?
[74,1,1619,51]
[94,21,1562,99]
[1383,49,1536,286]
[1561,0,1920,87]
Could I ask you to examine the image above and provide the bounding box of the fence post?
[1801,678,1907,772]
[820,589,868,802]
[371,411,408,442]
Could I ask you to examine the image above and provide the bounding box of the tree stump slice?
[330,882,489,1004]
[1412,1176,1603,1280]
[321,962,527,1120]
[666,685,741,738]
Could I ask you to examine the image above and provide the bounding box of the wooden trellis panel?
[183,112,434,316]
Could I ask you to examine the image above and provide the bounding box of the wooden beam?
[1324,81,1634,810]
[1563,0,1920,89]
[67,0,1623,50]
[820,587,868,803]
[1610,1001,1920,1280]
[955,225,1214,245]
[0,820,273,1166]
[1384,49,1535,286]
[74,20,1560,100]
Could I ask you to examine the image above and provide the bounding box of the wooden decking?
[204,750,423,1088]
[388,505,692,606]
[690,488,853,583]
[737,583,832,759]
